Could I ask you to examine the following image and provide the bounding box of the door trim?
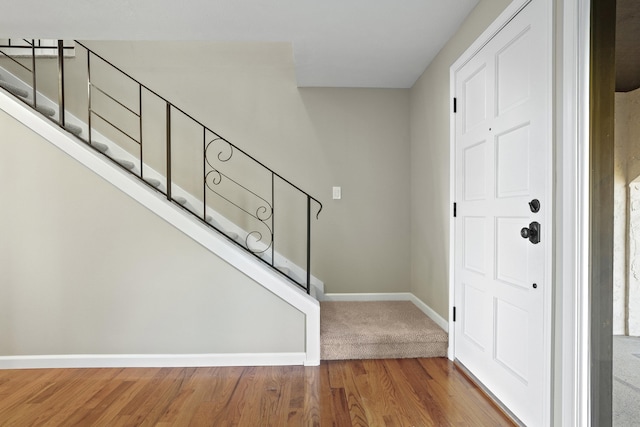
[559,0,591,425]
[448,0,552,423]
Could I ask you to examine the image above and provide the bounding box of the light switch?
[332,186,342,200]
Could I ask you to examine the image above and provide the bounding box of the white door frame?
[448,0,592,425]
[559,0,591,425]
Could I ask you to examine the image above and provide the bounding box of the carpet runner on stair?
[320,301,448,360]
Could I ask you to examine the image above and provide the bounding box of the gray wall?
[409,0,511,319]
[0,110,305,355]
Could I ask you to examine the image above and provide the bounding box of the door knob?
[521,221,540,244]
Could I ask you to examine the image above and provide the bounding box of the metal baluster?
[31,39,36,108]
[203,127,207,222]
[307,195,311,293]
[166,103,172,200]
[139,84,143,178]
[57,40,65,127]
[87,50,92,144]
[271,173,275,267]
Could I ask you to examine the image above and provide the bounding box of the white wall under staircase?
[0,88,321,368]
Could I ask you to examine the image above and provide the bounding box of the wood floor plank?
[318,363,340,426]
[301,366,321,427]
[0,368,69,414]
[382,359,438,426]
[1,369,93,426]
[340,360,370,426]
[421,358,516,426]
[0,358,516,426]
[366,359,417,426]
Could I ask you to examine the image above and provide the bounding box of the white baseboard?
[321,292,449,332]
[407,294,449,332]
[0,352,307,370]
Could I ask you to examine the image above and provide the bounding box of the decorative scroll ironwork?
[204,169,273,222]
[206,136,233,162]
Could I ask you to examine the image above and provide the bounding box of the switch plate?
[332,186,341,200]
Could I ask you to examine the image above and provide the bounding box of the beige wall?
[77,41,412,294]
[0,110,305,355]
[409,0,511,318]
[2,42,412,294]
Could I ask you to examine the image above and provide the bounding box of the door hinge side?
[453,97,457,113]
[453,306,456,322]
[453,202,457,218]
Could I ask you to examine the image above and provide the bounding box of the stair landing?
[320,301,448,360]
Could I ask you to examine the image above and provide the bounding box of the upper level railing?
[0,39,322,293]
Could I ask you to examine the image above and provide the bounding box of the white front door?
[452,1,551,425]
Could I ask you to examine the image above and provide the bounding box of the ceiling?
[617,0,640,92]
[0,0,479,88]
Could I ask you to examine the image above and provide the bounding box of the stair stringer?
[0,88,320,367]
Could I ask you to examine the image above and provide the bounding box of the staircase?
[0,39,323,294]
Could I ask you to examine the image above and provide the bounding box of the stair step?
[276,266,290,275]
[65,123,82,136]
[90,141,109,153]
[174,196,187,205]
[0,81,29,98]
[145,178,161,188]
[224,231,239,240]
[320,301,448,360]
[116,159,135,170]
[36,105,56,117]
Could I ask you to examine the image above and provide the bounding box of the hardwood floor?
[0,358,514,426]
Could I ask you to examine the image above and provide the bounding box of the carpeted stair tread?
[65,123,82,136]
[90,141,109,153]
[224,230,239,240]
[36,105,56,117]
[116,159,135,170]
[320,301,448,360]
[277,266,290,275]
[144,178,161,188]
[0,81,29,98]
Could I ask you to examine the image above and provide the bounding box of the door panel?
[462,282,490,350]
[463,65,488,133]
[495,216,529,288]
[463,216,486,273]
[495,124,531,198]
[453,1,551,425]
[496,30,532,114]
[494,297,530,381]
[463,141,487,201]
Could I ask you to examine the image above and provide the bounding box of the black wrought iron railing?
[0,39,322,293]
